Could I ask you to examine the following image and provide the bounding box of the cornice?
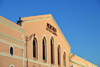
[0,52,23,60]
[0,32,25,45]
[22,17,52,23]
[0,18,25,33]
[0,38,23,49]
[70,59,87,67]
[70,53,98,67]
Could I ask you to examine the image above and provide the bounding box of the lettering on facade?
[46,23,57,36]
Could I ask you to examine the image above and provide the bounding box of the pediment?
[20,14,71,48]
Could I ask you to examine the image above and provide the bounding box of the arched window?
[57,45,61,66]
[42,37,47,62]
[63,52,66,67]
[9,64,15,67]
[50,36,54,64]
[33,37,37,59]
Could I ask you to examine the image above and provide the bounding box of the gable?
[20,14,71,48]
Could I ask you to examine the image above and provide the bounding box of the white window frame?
[42,35,47,63]
[9,64,15,67]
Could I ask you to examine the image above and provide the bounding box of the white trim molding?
[0,32,25,45]
[70,65,78,67]
[70,53,98,67]
[70,59,87,67]
[22,17,52,23]
[0,17,25,33]
[0,52,23,60]
[0,38,23,49]
[0,52,53,67]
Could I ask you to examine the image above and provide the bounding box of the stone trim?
[22,17,52,23]
[0,52,53,67]
[0,17,25,33]
[0,32,25,45]
[0,38,23,49]
[70,59,86,67]
[70,53,98,67]
[0,52,23,60]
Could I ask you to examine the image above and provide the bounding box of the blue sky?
[0,0,100,66]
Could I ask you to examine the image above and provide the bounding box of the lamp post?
[25,34,35,67]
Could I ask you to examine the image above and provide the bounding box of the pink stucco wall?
[22,14,70,67]
[0,56,23,67]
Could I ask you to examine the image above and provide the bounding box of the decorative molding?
[0,52,53,67]
[0,32,25,45]
[57,43,61,48]
[0,38,23,49]
[22,17,52,23]
[0,18,25,33]
[26,59,50,67]
[70,59,87,67]
[70,65,77,67]
[70,53,98,67]
[0,52,23,60]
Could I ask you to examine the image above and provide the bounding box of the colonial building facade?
[0,14,98,67]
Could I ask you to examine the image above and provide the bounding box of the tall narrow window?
[51,36,54,64]
[63,52,66,67]
[10,47,13,56]
[33,37,37,59]
[58,45,60,66]
[42,37,46,62]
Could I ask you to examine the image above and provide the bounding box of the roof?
[0,16,21,28]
